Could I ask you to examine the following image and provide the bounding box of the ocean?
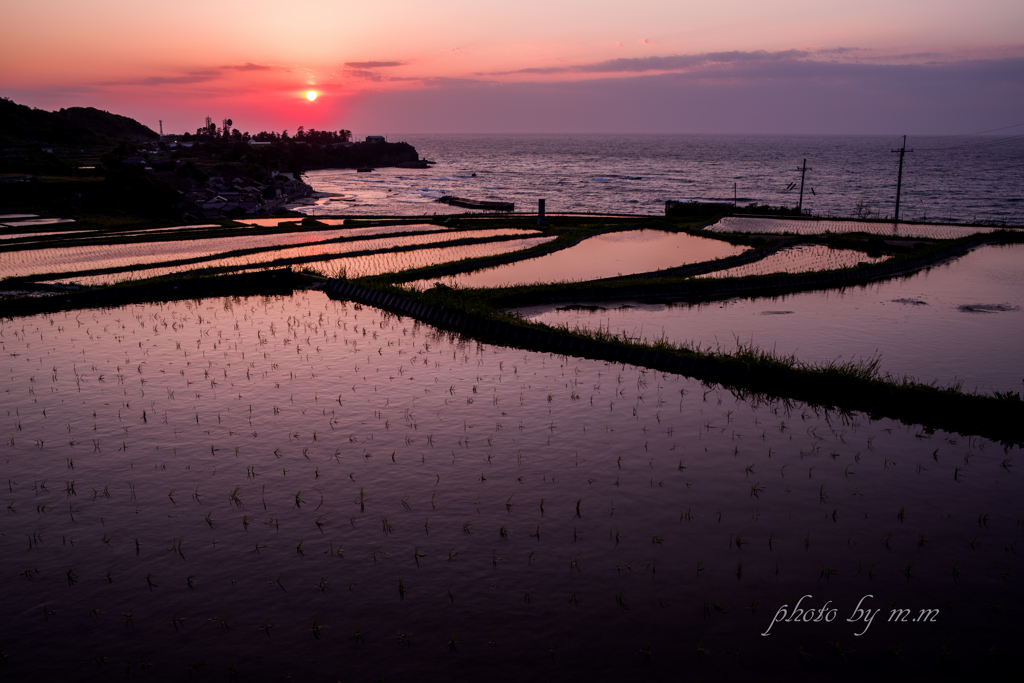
[297,133,1024,224]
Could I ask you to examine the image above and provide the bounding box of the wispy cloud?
[814,47,863,55]
[98,63,281,87]
[346,69,388,81]
[484,49,814,76]
[100,71,222,86]
[344,61,406,69]
[222,62,277,71]
[863,51,944,62]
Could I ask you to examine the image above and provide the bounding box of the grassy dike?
[1,269,299,317]
[456,231,1023,308]
[330,227,1024,446]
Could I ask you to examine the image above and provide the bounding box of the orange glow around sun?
[306,90,318,101]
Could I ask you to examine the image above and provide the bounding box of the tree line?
[187,119,352,145]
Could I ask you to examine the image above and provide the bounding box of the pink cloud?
[344,61,406,69]
[222,62,278,72]
[483,49,815,76]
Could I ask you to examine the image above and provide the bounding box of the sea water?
[298,134,1024,224]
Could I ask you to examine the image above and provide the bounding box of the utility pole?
[795,159,810,214]
[891,135,913,224]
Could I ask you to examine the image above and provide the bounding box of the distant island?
[0,97,425,221]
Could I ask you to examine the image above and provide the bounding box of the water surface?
[525,244,1024,395]
[693,244,885,279]
[407,230,747,289]
[709,216,1003,239]
[0,292,1017,680]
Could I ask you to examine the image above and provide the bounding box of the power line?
[916,133,1024,151]
[794,159,811,214]
[925,161,1024,175]
[926,122,1024,138]
[972,162,1024,172]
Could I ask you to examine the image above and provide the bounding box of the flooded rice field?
[406,230,748,290]
[1,230,93,242]
[525,244,1024,396]
[1,229,352,280]
[297,236,556,282]
[5,227,533,282]
[707,217,999,240]
[216,222,447,240]
[0,217,78,228]
[0,292,1019,681]
[304,223,441,238]
[115,225,231,236]
[693,245,886,279]
[242,218,348,228]
[56,236,556,287]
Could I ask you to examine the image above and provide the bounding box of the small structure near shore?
[437,195,514,212]
[665,200,736,217]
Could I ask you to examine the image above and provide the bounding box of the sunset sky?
[2,0,1022,135]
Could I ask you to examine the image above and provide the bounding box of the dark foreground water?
[1,293,1020,681]
[299,134,1024,225]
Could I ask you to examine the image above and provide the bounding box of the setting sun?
[305,90,318,101]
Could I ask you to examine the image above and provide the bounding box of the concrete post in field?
[891,135,913,225]
[797,159,807,214]
[537,199,548,226]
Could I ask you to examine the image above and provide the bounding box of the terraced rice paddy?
[406,230,748,290]
[708,217,999,240]
[58,235,556,286]
[0,217,77,228]
[1,228,353,280]
[313,223,442,238]
[525,244,1024,395]
[115,225,226,236]
[0,291,1018,681]
[1,230,93,241]
[5,227,533,283]
[297,236,556,281]
[242,218,348,228]
[694,244,886,279]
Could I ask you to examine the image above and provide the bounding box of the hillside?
[58,106,159,143]
[0,96,422,221]
[0,97,158,146]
